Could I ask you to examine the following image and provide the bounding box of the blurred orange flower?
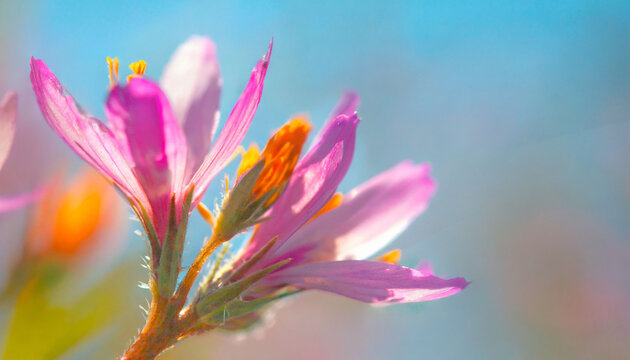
[25,168,122,260]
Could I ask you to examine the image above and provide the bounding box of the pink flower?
[27,37,468,355]
[29,36,466,343]
[223,94,468,306]
[30,37,272,240]
[0,92,44,213]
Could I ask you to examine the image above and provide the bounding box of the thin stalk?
[207,243,230,285]
[171,233,224,311]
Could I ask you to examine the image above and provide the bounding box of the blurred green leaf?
[204,290,297,326]
[2,260,133,360]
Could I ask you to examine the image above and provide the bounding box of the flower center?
[238,117,312,204]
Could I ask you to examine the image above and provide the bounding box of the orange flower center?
[238,117,312,203]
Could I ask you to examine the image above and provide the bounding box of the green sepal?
[226,236,278,283]
[239,185,276,219]
[214,160,265,239]
[195,258,291,316]
[157,186,194,298]
[200,291,297,326]
[216,311,262,331]
[136,201,161,272]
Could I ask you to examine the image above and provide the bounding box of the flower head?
[29,37,467,356]
[193,93,468,329]
[25,168,123,260]
[239,117,312,204]
[30,37,272,243]
[211,117,312,240]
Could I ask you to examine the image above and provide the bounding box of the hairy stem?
[121,233,226,359]
[120,282,171,360]
[171,233,223,310]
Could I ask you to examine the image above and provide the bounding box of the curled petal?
[190,39,272,205]
[161,36,222,177]
[29,58,146,209]
[0,91,18,170]
[274,162,436,264]
[311,91,360,146]
[261,260,468,304]
[240,113,359,268]
[106,78,187,236]
[329,91,360,119]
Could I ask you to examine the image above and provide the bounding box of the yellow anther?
[306,192,343,224]
[249,117,312,204]
[236,144,261,178]
[378,249,402,265]
[106,56,120,87]
[127,60,147,82]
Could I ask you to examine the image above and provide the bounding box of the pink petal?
[160,36,222,179]
[261,260,468,304]
[190,40,272,205]
[240,113,359,268]
[311,91,360,146]
[332,91,360,116]
[0,91,18,170]
[274,162,436,264]
[29,58,146,210]
[105,78,187,236]
[0,186,45,214]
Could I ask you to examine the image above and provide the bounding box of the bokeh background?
[1,1,629,359]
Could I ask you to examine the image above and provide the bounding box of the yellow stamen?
[127,59,147,82]
[197,202,215,227]
[250,117,312,203]
[306,192,343,224]
[378,249,402,265]
[106,56,119,87]
[236,144,261,178]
